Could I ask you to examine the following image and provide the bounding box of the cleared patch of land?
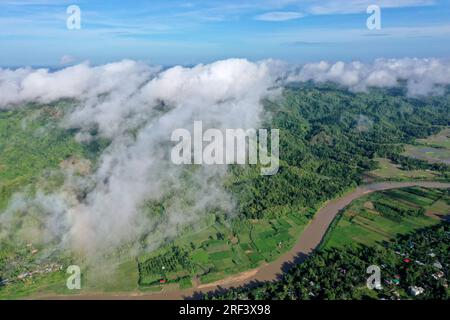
[417,128,450,149]
[367,158,438,180]
[403,145,450,165]
[403,128,450,165]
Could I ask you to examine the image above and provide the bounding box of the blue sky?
[1,0,450,66]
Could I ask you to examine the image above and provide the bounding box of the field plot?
[136,212,309,289]
[323,187,450,249]
[417,128,450,149]
[138,247,193,286]
[367,158,438,180]
[404,145,450,165]
[403,128,450,165]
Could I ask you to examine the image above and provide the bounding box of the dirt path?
[38,181,450,300]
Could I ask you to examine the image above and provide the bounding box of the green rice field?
[322,186,450,249]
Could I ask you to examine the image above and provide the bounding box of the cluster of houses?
[409,286,425,297]
[15,263,63,281]
[386,248,448,298]
[0,243,63,287]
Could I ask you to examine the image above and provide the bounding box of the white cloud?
[59,55,76,65]
[255,11,305,21]
[306,0,436,15]
[287,58,450,95]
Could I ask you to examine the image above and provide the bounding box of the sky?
[1,0,450,67]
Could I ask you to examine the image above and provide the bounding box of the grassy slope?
[401,127,450,165]
[368,158,439,180]
[0,104,87,209]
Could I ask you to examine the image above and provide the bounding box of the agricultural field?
[417,128,450,149]
[404,145,450,165]
[136,211,311,289]
[367,158,439,181]
[138,246,193,286]
[403,128,450,165]
[322,187,450,249]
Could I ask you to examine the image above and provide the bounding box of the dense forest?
[228,84,450,219]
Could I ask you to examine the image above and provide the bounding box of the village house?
[409,286,425,296]
[432,271,444,280]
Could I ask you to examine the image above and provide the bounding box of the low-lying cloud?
[287,58,450,95]
[307,0,436,15]
[255,11,305,22]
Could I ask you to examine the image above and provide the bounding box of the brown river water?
[39,181,450,300]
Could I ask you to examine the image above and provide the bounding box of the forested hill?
[228,84,450,219]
